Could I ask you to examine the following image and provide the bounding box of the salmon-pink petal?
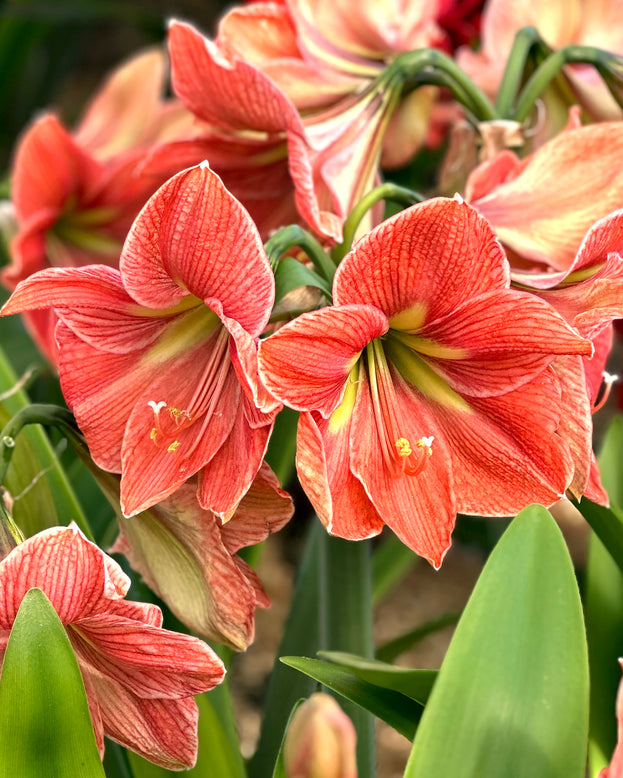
[469,123,623,272]
[414,291,592,398]
[74,49,168,158]
[297,411,385,539]
[434,369,574,515]
[219,4,358,109]
[79,671,106,760]
[349,369,455,567]
[55,323,148,472]
[1,265,134,320]
[552,355,594,500]
[85,670,201,770]
[334,198,509,321]
[120,163,274,333]
[105,598,163,627]
[463,150,525,203]
[169,20,303,134]
[120,353,240,516]
[0,526,111,628]
[4,208,61,285]
[11,114,102,221]
[220,461,294,553]
[259,304,389,416]
[69,615,224,699]
[196,393,272,518]
[168,21,342,240]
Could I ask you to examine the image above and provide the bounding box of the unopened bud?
[283,693,358,778]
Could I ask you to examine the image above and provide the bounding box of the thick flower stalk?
[111,462,294,651]
[0,523,225,769]
[1,163,279,518]
[259,197,593,567]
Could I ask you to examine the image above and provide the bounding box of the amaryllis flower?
[4,49,198,362]
[258,197,592,566]
[111,462,294,651]
[1,163,278,519]
[166,5,444,243]
[466,126,623,500]
[0,523,225,769]
[457,0,623,123]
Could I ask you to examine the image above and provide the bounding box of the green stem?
[333,183,425,263]
[391,48,498,121]
[514,45,617,123]
[320,533,375,777]
[264,225,337,287]
[0,404,94,540]
[495,26,549,117]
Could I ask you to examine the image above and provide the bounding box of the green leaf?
[0,346,92,538]
[375,611,460,664]
[274,256,332,304]
[318,651,436,704]
[280,656,425,740]
[405,504,589,778]
[0,588,105,777]
[585,415,623,777]
[576,498,623,576]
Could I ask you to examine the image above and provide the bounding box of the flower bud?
[283,693,358,778]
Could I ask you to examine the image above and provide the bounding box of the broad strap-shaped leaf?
[318,651,436,705]
[405,504,589,778]
[0,588,105,777]
[280,656,427,740]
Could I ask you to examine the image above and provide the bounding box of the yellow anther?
[416,436,434,456]
[150,428,158,441]
[167,440,180,453]
[395,437,412,457]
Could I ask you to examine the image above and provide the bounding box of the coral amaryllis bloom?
[1,163,278,518]
[0,523,225,769]
[4,49,198,362]
[258,198,592,566]
[111,462,294,651]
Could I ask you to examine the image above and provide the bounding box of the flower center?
[365,339,433,478]
[147,325,231,457]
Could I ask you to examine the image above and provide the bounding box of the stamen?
[366,340,433,478]
[593,371,619,414]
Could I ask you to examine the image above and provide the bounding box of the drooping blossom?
[0,523,225,769]
[258,197,592,566]
[4,49,198,361]
[457,0,623,125]
[165,3,446,244]
[466,123,623,500]
[1,163,279,519]
[600,661,623,778]
[111,462,294,651]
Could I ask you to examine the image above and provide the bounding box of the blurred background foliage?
[0,0,230,171]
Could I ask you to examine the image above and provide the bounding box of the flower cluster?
[2,0,623,770]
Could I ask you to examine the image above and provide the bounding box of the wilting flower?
[259,197,592,566]
[600,661,623,778]
[111,462,294,651]
[4,49,198,361]
[0,523,225,769]
[283,693,358,778]
[457,0,623,125]
[1,163,278,518]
